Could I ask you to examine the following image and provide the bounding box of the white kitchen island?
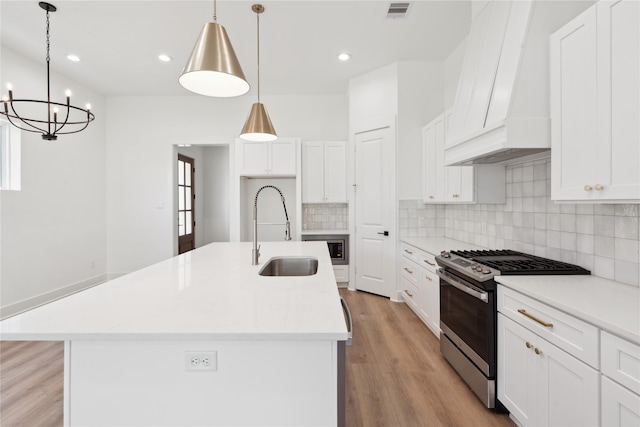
[0,241,349,427]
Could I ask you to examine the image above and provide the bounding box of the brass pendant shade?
[240,102,277,141]
[239,4,277,141]
[179,22,250,97]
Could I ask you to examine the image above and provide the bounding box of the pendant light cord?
[212,0,217,22]
[256,10,261,103]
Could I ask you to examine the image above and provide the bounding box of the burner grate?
[450,249,590,275]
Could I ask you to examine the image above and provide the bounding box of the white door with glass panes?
[354,125,396,298]
[177,154,195,254]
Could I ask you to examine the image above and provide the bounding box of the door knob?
[377,231,389,236]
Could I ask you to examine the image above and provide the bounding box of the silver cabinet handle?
[404,267,413,274]
[436,269,488,303]
[403,249,413,255]
[340,297,352,347]
[423,259,435,266]
[404,289,414,297]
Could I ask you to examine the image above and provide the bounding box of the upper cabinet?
[423,109,505,204]
[236,139,298,177]
[301,141,347,203]
[445,0,591,166]
[550,0,640,203]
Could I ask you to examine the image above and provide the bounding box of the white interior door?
[354,125,396,298]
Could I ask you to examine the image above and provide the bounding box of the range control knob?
[482,268,491,274]
[441,251,451,258]
[474,266,483,272]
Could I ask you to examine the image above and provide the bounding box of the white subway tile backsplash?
[615,216,639,239]
[594,236,615,258]
[614,238,639,263]
[302,203,348,231]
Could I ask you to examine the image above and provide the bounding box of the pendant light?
[239,4,277,142]
[0,2,95,141]
[179,0,249,97]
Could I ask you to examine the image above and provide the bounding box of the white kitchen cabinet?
[301,141,347,203]
[602,376,640,427]
[551,0,640,202]
[601,331,640,427]
[422,110,505,204]
[236,138,297,177]
[399,242,439,337]
[332,265,349,285]
[498,313,600,427]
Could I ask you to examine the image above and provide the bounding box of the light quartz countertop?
[0,242,349,341]
[400,237,486,255]
[496,275,640,345]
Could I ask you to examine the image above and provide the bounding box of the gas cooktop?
[436,249,590,282]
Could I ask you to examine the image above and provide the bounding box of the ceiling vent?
[386,2,411,19]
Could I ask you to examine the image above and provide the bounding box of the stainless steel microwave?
[301,234,349,265]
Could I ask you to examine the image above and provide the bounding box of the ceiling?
[1,1,471,97]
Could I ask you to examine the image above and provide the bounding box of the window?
[0,120,21,191]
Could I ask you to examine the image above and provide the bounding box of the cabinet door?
[323,142,347,202]
[238,140,269,175]
[537,334,599,427]
[595,0,640,200]
[498,314,537,426]
[302,142,325,203]
[550,6,598,200]
[423,114,446,203]
[602,376,640,427]
[421,269,439,337]
[270,140,297,175]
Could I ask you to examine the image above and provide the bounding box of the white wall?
[397,61,444,199]
[1,47,107,316]
[444,38,467,109]
[203,146,230,244]
[348,63,398,133]
[106,94,347,274]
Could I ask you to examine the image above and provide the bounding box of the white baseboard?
[0,273,109,320]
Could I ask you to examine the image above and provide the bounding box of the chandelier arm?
[7,101,49,134]
[54,101,72,134]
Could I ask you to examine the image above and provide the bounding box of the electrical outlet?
[185,351,217,371]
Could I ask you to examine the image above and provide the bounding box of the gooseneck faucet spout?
[253,185,292,265]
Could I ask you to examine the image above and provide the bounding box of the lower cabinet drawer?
[498,286,599,368]
[332,265,349,283]
[400,275,419,311]
[602,331,640,395]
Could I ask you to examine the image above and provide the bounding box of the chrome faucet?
[253,185,292,265]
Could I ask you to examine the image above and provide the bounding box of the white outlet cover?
[185,351,217,371]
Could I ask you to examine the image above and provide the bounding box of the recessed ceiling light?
[67,54,80,62]
[338,53,351,61]
[158,54,172,62]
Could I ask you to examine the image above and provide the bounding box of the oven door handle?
[437,269,488,303]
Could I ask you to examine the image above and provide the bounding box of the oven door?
[438,268,495,377]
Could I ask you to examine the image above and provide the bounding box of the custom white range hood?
[444,0,592,166]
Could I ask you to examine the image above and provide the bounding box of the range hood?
[444,0,592,166]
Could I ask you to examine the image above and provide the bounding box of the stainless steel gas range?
[435,249,590,409]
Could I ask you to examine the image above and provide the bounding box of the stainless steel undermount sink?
[258,256,319,277]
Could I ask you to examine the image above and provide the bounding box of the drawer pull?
[525,341,532,349]
[534,348,542,355]
[404,290,413,297]
[423,259,435,266]
[425,275,432,281]
[584,185,592,192]
[518,309,554,328]
[404,267,413,274]
[403,249,413,255]
[594,184,603,191]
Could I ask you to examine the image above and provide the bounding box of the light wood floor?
[340,288,514,427]
[0,290,514,426]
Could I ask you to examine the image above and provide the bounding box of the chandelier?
[1,2,95,141]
